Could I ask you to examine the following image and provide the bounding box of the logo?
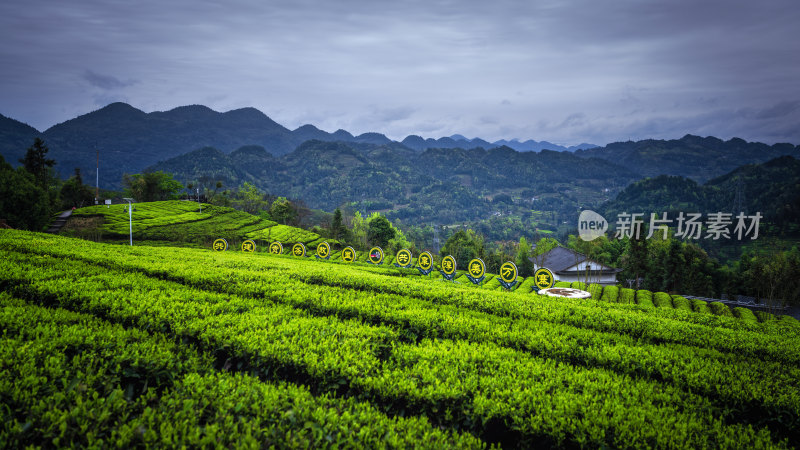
[500,261,518,284]
[418,251,433,271]
[395,249,412,267]
[316,242,330,259]
[241,239,256,252]
[441,255,456,275]
[534,267,555,290]
[368,246,384,264]
[269,242,283,254]
[212,238,228,252]
[468,258,485,279]
[292,243,306,257]
[341,246,356,262]
[578,210,608,241]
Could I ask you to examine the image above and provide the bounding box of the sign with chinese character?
[368,246,384,265]
[316,241,331,259]
[394,248,413,268]
[498,261,518,289]
[533,267,555,291]
[241,239,256,252]
[466,258,486,284]
[292,243,306,258]
[439,255,457,281]
[417,251,433,275]
[269,242,283,254]
[341,246,356,263]
[212,238,228,252]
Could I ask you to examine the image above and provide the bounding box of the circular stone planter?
[538,287,592,299]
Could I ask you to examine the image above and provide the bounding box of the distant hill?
[0,114,42,166]
[600,155,800,234]
[576,135,798,183]
[149,140,638,224]
[0,102,796,195]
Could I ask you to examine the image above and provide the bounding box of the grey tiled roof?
[533,246,620,273]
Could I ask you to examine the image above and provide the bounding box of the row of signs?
[211,238,555,290]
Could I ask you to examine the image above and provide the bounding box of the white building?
[532,246,621,286]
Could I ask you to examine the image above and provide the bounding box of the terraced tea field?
[1,229,799,448]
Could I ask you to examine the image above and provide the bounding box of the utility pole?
[95,149,99,204]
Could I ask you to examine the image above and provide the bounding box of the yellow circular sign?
[418,251,433,271]
[441,255,457,275]
[341,246,356,262]
[241,239,256,252]
[269,242,283,254]
[500,261,518,284]
[368,247,384,264]
[395,248,412,267]
[468,258,486,279]
[212,238,228,252]
[534,267,555,290]
[316,242,330,258]
[292,243,306,257]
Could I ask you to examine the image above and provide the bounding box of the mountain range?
[1,102,798,208]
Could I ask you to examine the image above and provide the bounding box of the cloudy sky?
[1,0,798,146]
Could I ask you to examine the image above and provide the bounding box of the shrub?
[709,302,734,317]
[600,286,619,303]
[653,292,673,308]
[570,281,587,291]
[619,288,635,304]
[671,296,693,312]
[754,311,777,323]
[554,281,571,288]
[635,290,654,308]
[588,283,603,300]
[691,298,712,314]
[733,307,758,323]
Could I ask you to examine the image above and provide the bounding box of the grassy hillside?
[2,230,799,448]
[62,200,326,248]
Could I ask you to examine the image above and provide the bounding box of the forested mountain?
[149,140,638,224]
[1,103,797,194]
[0,114,41,166]
[576,134,798,183]
[600,155,800,234]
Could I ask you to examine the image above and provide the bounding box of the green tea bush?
[635,290,654,307]
[600,286,619,303]
[653,292,673,308]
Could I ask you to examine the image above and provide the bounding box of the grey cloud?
[83,70,136,90]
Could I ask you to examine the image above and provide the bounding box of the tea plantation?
[2,229,799,448]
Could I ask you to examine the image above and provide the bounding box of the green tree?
[367,213,396,248]
[270,197,296,225]
[19,138,55,189]
[530,237,560,268]
[0,155,51,230]
[351,211,368,250]
[330,208,350,243]
[515,237,535,277]
[233,182,268,215]
[60,168,94,209]
[122,171,183,202]
[440,229,485,269]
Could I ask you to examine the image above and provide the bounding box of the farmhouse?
[532,246,621,286]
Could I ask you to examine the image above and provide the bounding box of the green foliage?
[515,237,535,277]
[601,286,619,303]
[60,168,94,209]
[619,288,635,304]
[709,302,734,317]
[233,182,268,215]
[733,307,759,323]
[636,290,654,308]
[19,137,55,188]
[269,196,296,225]
[691,298,712,314]
[366,213,396,249]
[653,292,674,308]
[0,164,51,231]
[554,281,571,288]
[2,230,800,449]
[440,229,485,269]
[122,171,183,202]
[570,281,587,290]
[588,283,603,300]
[671,295,694,312]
